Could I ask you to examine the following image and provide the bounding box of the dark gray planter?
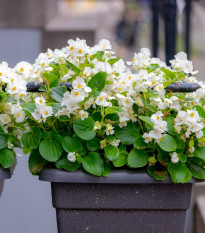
[0,168,11,198]
[39,168,198,233]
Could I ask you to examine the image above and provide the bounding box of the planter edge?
[0,168,11,180]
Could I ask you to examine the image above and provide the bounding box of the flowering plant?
[0,62,29,169]
[20,38,205,183]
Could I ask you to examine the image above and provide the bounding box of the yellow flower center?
[0,72,2,76]
[17,113,21,117]
[46,53,50,57]
[99,97,104,101]
[145,136,149,140]
[190,113,195,117]
[12,87,17,91]
[77,84,82,88]
[159,137,163,141]
[128,76,132,80]
[131,58,135,62]
[82,113,86,117]
[4,118,7,122]
[35,71,38,74]
[11,78,14,82]
[156,116,160,120]
[20,67,24,72]
[122,81,126,85]
[89,55,93,58]
[45,111,49,115]
[158,86,162,90]
[74,92,79,96]
[118,87,122,91]
[152,81,155,85]
[126,99,130,104]
[39,100,43,104]
[20,94,24,97]
[78,49,83,54]
[70,46,74,51]
[41,63,46,67]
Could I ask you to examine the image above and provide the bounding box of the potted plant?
[20,38,204,233]
[0,61,29,191]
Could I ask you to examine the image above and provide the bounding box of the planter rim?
[0,168,11,180]
[39,168,201,184]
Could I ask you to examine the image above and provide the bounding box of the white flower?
[35,96,46,106]
[171,152,179,163]
[175,111,187,126]
[32,108,41,121]
[14,111,25,123]
[95,92,111,107]
[149,129,162,140]
[187,110,200,123]
[79,110,89,120]
[41,106,53,118]
[67,152,76,162]
[143,133,152,143]
[110,139,120,147]
[99,39,112,50]
[0,114,11,125]
[105,124,114,135]
[151,111,163,124]
[189,147,195,153]
[70,90,85,103]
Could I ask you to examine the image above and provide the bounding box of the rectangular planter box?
[40,169,197,233]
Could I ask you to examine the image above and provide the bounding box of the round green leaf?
[0,148,14,168]
[82,152,104,176]
[112,152,127,167]
[103,161,111,177]
[187,158,205,179]
[62,136,82,153]
[147,165,168,181]
[158,134,177,152]
[134,136,147,149]
[168,162,192,183]
[55,154,80,172]
[115,122,140,145]
[104,146,119,161]
[86,138,100,152]
[21,127,41,149]
[39,134,63,162]
[0,133,8,149]
[73,117,96,140]
[29,149,47,175]
[127,148,149,168]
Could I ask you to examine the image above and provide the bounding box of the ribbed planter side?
[40,169,197,233]
[52,183,192,233]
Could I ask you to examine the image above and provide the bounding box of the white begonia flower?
[0,62,9,80]
[143,133,152,143]
[32,108,41,121]
[35,96,46,106]
[14,110,25,123]
[98,39,112,50]
[187,110,200,123]
[116,94,133,108]
[95,92,112,107]
[170,96,181,111]
[149,129,162,140]
[189,147,195,153]
[79,110,89,120]
[67,152,76,162]
[11,104,22,114]
[119,121,127,128]
[196,130,203,139]
[55,108,70,118]
[154,121,167,133]
[41,106,53,119]
[70,90,85,103]
[151,111,163,124]
[84,97,95,110]
[155,84,165,98]
[0,114,11,125]
[171,152,179,163]
[14,61,32,76]
[5,103,12,110]
[118,108,130,123]
[110,139,120,147]
[105,124,114,135]
[127,48,151,68]
[175,111,187,126]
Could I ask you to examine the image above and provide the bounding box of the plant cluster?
[1,38,205,183]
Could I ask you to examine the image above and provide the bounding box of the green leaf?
[21,127,41,149]
[22,103,36,113]
[138,116,154,127]
[39,133,63,162]
[62,136,82,153]
[0,149,14,168]
[86,138,100,151]
[192,144,205,161]
[55,154,80,172]
[127,148,149,168]
[52,103,61,114]
[147,165,168,180]
[147,64,160,73]
[112,152,127,167]
[82,152,104,176]
[28,149,47,175]
[73,117,96,140]
[168,162,192,183]
[88,71,107,92]
[104,146,119,161]
[166,116,178,135]
[8,135,21,148]
[178,153,187,163]
[161,68,176,80]
[103,161,111,177]
[107,57,121,65]
[187,158,205,179]
[42,72,58,85]
[144,104,157,113]
[105,106,124,115]
[49,86,67,102]
[134,136,147,149]
[157,147,170,163]
[115,122,140,145]
[158,134,177,152]
[66,61,80,76]
[0,133,8,149]
[194,105,205,118]
[176,139,185,150]
[163,81,175,88]
[91,51,104,61]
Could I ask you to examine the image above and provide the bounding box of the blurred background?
[0,0,204,233]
